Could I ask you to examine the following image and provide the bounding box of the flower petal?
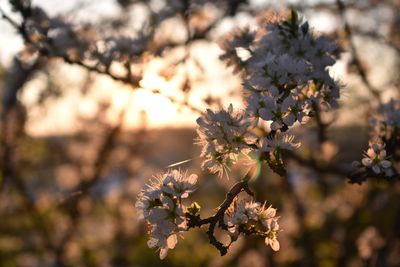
[372,165,381,174]
[380,160,392,168]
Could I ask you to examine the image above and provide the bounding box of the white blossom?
[258,133,301,153]
[361,141,392,176]
[196,104,254,177]
[135,169,198,259]
[224,200,280,251]
[161,170,197,198]
[220,11,341,130]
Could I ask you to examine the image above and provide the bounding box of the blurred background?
[0,0,399,266]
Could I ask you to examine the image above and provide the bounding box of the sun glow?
[22,65,200,136]
[20,40,240,137]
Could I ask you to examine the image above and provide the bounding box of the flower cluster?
[352,99,399,179]
[361,141,392,175]
[353,140,393,177]
[13,3,149,74]
[23,6,90,59]
[258,133,301,154]
[224,199,280,251]
[94,35,148,70]
[195,104,303,177]
[243,11,340,130]
[196,10,342,177]
[135,170,197,259]
[220,11,341,132]
[136,9,345,260]
[196,104,254,177]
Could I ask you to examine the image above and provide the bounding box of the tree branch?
[336,0,382,103]
[186,169,254,255]
[0,5,204,115]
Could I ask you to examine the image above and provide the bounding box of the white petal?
[378,150,387,158]
[187,174,198,185]
[167,234,178,249]
[361,158,372,167]
[270,239,280,251]
[270,219,279,231]
[259,108,273,121]
[372,165,381,174]
[147,238,158,248]
[147,208,167,224]
[159,247,168,260]
[265,207,276,218]
[367,148,376,158]
[380,160,392,168]
[283,113,296,126]
[265,237,280,251]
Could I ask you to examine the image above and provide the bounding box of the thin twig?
[187,169,254,255]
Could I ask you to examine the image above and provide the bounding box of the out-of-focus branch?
[375,197,400,266]
[0,6,204,115]
[285,151,348,177]
[336,0,382,103]
[347,167,400,185]
[0,56,54,252]
[53,99,133,266]
[312,102,332,145]
[9,171,55,251]
[0,6,141,85]
[294,2,400,54]
[0,56,41,191]
[1,56,36,189]
[351,30,400,55]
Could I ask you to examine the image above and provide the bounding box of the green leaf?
[187,202,201,215]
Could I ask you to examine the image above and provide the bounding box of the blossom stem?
[186,168,255,255]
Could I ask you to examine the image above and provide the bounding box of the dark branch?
[0,5,204,115]
[186,170,254,255]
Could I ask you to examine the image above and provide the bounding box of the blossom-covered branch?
[1,0,205,114]
[186,171,255,255]
[351,99,400,183]
[136,168,281,258]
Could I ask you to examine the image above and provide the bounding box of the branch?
[285,150,348,177]
[312,102,331,144]
[347,167,400,185]
[0,5,204,115]
[54,101,131,265]
[186,169,254,255]
[336,0,382,103]
[0,58,54,254]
